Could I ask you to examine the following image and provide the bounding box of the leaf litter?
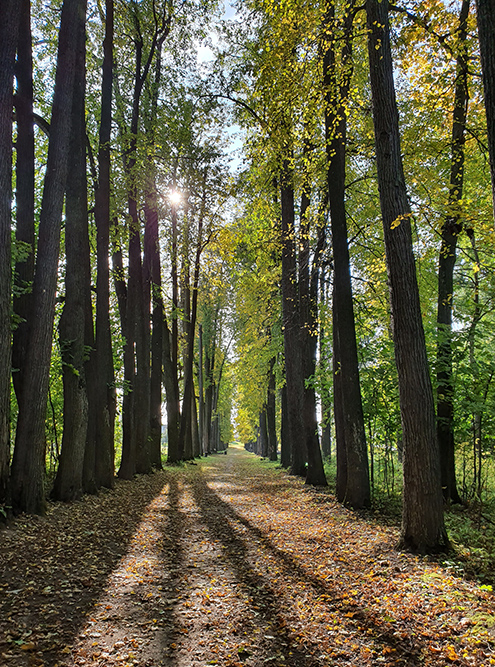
[0,444,494,666]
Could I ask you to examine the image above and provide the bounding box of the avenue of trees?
[1,0,495,554]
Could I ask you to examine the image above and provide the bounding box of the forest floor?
[0,445,494,667]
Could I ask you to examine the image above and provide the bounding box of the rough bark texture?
[258,410,269,458]
[179,190,205,462]
[144,184,163,469]
[12,0,35,405]
[0,0,21,508]
[299,187,327,487]
[163,315,180,462]
[324,0,369,507]
[267,356,278,461]
[367,0,448,552]
[476,0,495,220]
[11,0,82,515]
[436,0,470,505]
[280,162,307,477]
[280,384,291,468]
[332,296,348,503]
[90,0,115,491]
[52,6,88,502]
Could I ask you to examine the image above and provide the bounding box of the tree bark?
[144,182,163,469]
[280,160,307,477]
[476,0,495,221]
[280,384,291,468]
[0,0,21,508]
[319,266,332,461]
[267,355,278,461]
[12,0,35,405]
[11,0,83,515]
[258,409,269,457]
[436,0,470,505]
[367,0,448,552]
[163,315,181,462]
[333,293,348,503]
[298,178,327,486]
[52,5,89,502]
[324,0,369,507]
[179,182,206,461]
[90,0,115,491]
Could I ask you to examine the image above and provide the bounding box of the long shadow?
[155,474,186,664]
[190,473,326,667]
[191,472,426,665]
[0,471,170,667]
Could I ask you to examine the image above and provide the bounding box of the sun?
[169,189,182,206]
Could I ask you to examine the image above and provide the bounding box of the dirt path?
[1,445,494,667]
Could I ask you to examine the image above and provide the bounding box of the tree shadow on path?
[0,471,169,666]
[191,470,425,666]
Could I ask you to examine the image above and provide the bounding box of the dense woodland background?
[1,0,495,559]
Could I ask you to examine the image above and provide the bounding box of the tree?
[0,0,22,509]
[11,0,85,515]
[436,0,470,505]
[323,0,370,508]
[476,0,495,220]
[114,0,170,478]
[367,0,448,551]
[12,0,35,406]
[88,0,116,492]
[52,2,89,502]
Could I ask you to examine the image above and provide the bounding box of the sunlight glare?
[169,189,182,206]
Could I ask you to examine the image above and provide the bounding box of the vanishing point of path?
[1,445,494,667]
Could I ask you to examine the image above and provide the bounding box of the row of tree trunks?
[116,4,170,478]
[11,0,84,515]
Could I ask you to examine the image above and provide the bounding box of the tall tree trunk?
[324,0,369,507]
[118,36,149,479]
[367,0,448,552]
[179,197,205,462]
[203,342,215,455]
[280,383,291,468]
[143,37,165,469]
[144,182,163,469]
[163,315,181,462]
[319,267,332,460]
[166,191,182,463]
[198,324,205,454]
[112,245,136,480]
[299,177,327,486]
[333,293,348,502]
[89,0,115,492]
[267,355,278,461]
[280,160,307,477]
[52,7,88,501]
[12,0,34,405]
[475,0,495,221]
[0,0,21,508]
[258,409,269,457]
[436,0,470,505]
[11,0,83,515]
